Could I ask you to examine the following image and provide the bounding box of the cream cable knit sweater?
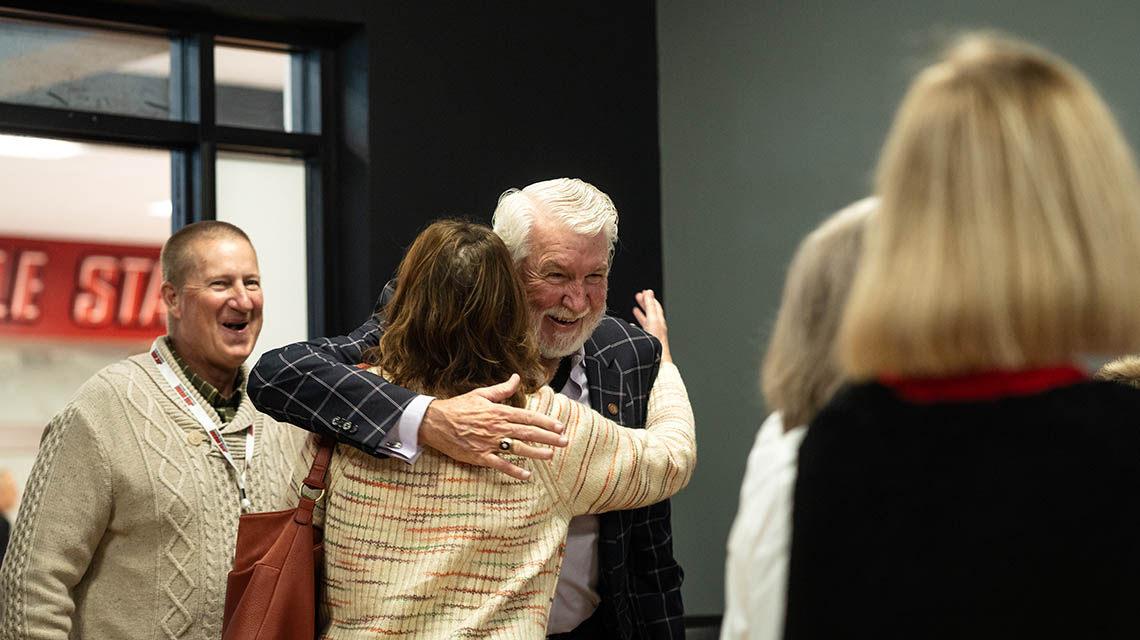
[0,338,307,640]
[313,362,695,639]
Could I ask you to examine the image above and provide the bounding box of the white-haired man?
[249,178,687,639]
[1,221,305,639]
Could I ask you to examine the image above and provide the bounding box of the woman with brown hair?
[784,33,1140,638]
[305,220,695,639]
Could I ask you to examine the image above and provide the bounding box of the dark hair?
[161,221,253,286]
[363,220,545,407]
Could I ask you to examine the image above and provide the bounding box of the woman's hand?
[633,289,672,364]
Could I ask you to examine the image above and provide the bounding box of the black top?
[785,380,1140,639]
[0,512,8,568]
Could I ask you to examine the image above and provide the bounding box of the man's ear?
[161,282,181,319]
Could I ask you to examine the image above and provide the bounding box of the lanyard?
[150,339,254,511]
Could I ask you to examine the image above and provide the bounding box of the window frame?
[0,1,338,336]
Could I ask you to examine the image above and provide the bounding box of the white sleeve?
[376,393,433,463]
[721,412,806,640]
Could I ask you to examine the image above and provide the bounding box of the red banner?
[0,235,166,341]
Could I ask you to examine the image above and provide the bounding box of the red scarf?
[880,365,1088,402]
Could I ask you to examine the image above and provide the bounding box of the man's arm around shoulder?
[248,309,420,458]
[250,289,567,476]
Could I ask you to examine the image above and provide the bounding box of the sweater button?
[186,431,206,446]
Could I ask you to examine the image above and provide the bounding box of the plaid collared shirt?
[164,337,244,424]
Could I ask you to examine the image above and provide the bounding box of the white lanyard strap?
[150,339,254,511]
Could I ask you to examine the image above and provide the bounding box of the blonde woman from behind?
[785,33,1140,639]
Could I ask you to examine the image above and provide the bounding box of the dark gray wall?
[657,0,1140,616]
[358,1,663,332]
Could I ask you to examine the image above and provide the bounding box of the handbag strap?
[295,435,336,525]
[304,435,336,490]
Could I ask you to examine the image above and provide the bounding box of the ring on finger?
[499,438,513,452]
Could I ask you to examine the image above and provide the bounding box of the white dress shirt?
[546,347,601,634]
[376,393,433,463]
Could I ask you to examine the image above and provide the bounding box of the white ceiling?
[0,138,171,244]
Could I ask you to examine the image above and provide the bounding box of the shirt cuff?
[378,394,432,463]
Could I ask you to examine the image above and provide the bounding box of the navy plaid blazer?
[249,296,685,639]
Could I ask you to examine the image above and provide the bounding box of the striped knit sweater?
[310,362,695,639]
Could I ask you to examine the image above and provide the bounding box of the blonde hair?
[840,33,1140,378]
[492,178,619,264]
[762,198,874,429]
[1096,356,1140,390]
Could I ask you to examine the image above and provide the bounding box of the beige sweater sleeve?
[0,401,113,640]
[538,362,696,516]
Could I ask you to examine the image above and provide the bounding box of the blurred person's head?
[762,198,875,429]
[493,178,618,362]
[839,33,1140,379]
[1096,356,1140,389]
[366,220,545,407]
[160,221,262,394]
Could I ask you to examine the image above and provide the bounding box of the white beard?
[533,305,605,359]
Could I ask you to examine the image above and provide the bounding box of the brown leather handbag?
[222,436,336,640]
